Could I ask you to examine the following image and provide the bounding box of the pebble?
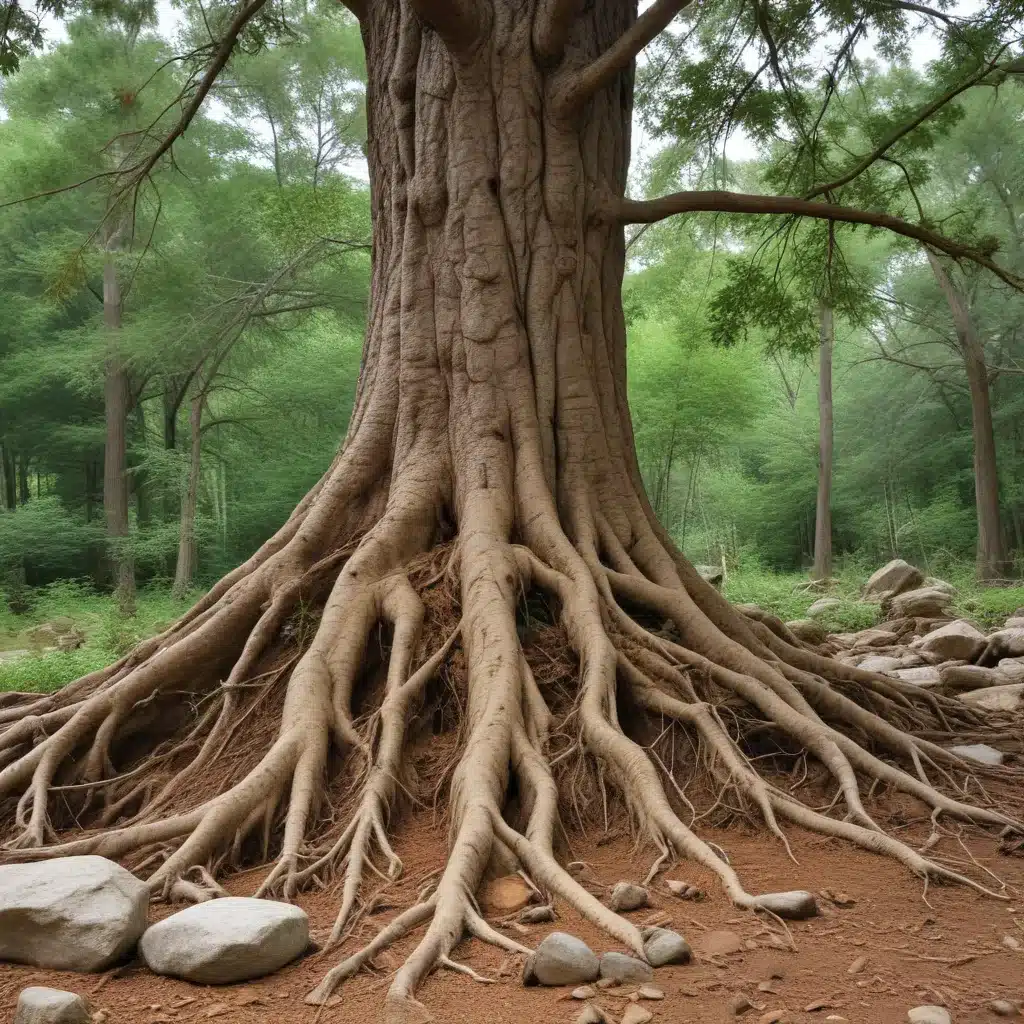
[731,993,757,1016]
[571,986,596,1000]
[520,905,555,924]
[989,1000,1019,1016]
[608,883,649,913]
[637,985,664,1000]
[907,1008,951,1024]
[1003,935,1021,951]
[757,1012,788,1024]
[14,988,91,1024]
[757,981,776,993]
[665,879,703,899]
[620,1006,653,1024]
[599,952,653,984]
[847,956,867,974]
[805,998,832,1011]
[595,978,619,989]
[642,926,692,966]
[575,1006,609,1024]
[523,932,599,986]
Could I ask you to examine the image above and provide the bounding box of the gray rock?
[851,628,900,649]
[139,896,309,984]
[696,565,724,588]
[1005,618,1024,630]
[988,999,1019,1016]
[863,560,924,600]
[0,856,148,971]
[753,890,818,919]
[893,666,941,687]
[858,655,902,674]
[924,577,955,596]
[638,985,664,1000]
[907,1007,951,1024]
[607,882,648,912]
[888,587,952,620]
[807,597,842,617]
[0,649,31,663]
[982,628,1024,662]
[621,1006,653,1024]
[786,619,827,644]
[520,904,556,923]
[998,658,1024,684]
[948,743,1004,766]
[599,951,653,983]
[919,620,986,662]
[525,932,599,986]
[959,683,1024,712]
[14,988,90,1024]
[575,1006,609,1024]
[642,927,691,966]
[938,664,1002,692]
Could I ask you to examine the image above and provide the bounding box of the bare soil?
[3,810,1022,1024]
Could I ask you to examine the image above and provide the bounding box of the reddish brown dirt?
[3,811,1022,1024]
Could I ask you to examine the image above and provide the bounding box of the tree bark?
[172,383,203,600]
[812,301,834,581]
[103,244,136,614]
[17,455,29,504]
[1,445,15,510]
[926,250,1010,581]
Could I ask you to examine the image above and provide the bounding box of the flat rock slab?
[907,1007,952,1024]
[858,655,902,674]
[698,929,743,956]
[894,666,941,687]
[524,932,599,986]
[140,897,309,984]
[0,856,149,971]
[959,683,1024,713]
[599,951,653,983]
[14,988,90,1024]
[949,743,1004,766]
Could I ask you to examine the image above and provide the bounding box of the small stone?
[665,879,703,899]
[699,929,743,956]
[571,986,596,999]
[731,993,756,1016]
[825,1017,848,1022]
[14,988,91,1024]
[527,932,599,986]
[757,1012,788,1024]
[575,1008,608,1024]
[140,897,309,984]
[819,888,855,907]
[989,1000,1019,1016]
[807,597,842,617]
[599,952,653,984]
[203,1007,231,1020]
[520,905,555,923]
[847,956,867,974]
[805,999,832,1011]
[757,981,776,993]
[1002,934,1021,950]
[620,1006,653,1024]
[637,985,664,1000]
[786,619,827,644]
[479,874,533,915]
[753,891,818,919]
[643,926,692,966]
[907,1007,951,1024]
[948,743,1004,765]
[608,882,649,913]
[595,977,619,989]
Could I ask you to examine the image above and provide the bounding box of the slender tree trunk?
[17,456,29,504]
[103,245,136,614]
[812,301,834,580]
[1,445,15,510]
[926,250,1010,581]
[172,384,203,600]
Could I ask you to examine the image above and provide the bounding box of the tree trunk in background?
[926,250,1011,581]
[1,446,15,510]
[103,245,135,615]
[812,302,834,581]
[17,456,29,504]
[172,384,203,600]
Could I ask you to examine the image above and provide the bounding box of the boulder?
[607,882,648,912]
[981,628,1024,664]
[918,620,986,662]
[863,560,924,600]
[924,577,955,596]
[1004,617,1024,630]
[599,952,653,983]
[524,932,599,986]
[807,597,842,617]
[786,619,827,644]
[887,587,952,620]
[642,927,692,966]
[938,664,1002,693]
[959,683,1024,713]
[851,628,899,649]
[14,988,90,1024]
[898,653,926,668]
[948,743,1004,766]
[0,856,148,971]
[139,897,309,984]
[997,658,1024,684]
[696,565,724,588]
[858,655,902,674]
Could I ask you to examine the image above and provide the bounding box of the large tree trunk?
[171,384,203,600]
[103,245,136,615]
[1,5,1019,1020]
[812,301,834,581]
[926,251,1011,581]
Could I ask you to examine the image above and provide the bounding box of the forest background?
[1,0,1023,689]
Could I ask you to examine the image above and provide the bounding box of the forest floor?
[1,808,1022,1024]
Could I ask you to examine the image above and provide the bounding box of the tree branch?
[804,51,1012,200]
[409,0,482,53]
[557,0,694,113]
[617,191,1024,291]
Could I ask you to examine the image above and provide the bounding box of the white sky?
[34,0,974,183]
